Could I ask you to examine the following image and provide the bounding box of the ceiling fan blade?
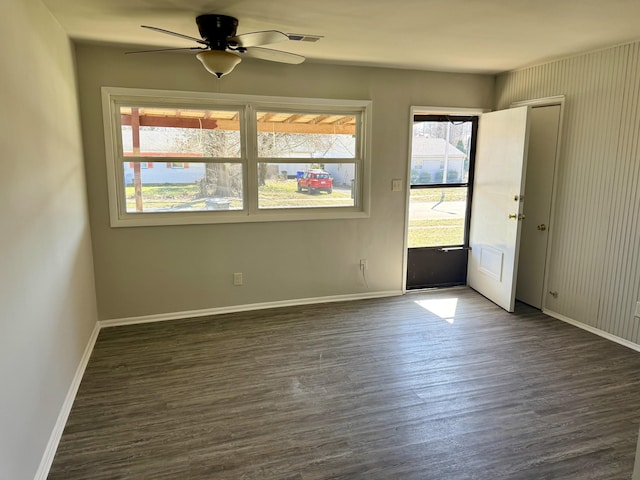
[241,47,305,64]
[230,30,289,48]
[125,47,206,55]
[141,25,207,45]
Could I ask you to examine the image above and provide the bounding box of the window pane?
[257,163,356,209]
[408,187,468,247]
[411,120,472,185]
[120,107,241,158]
[257,111,356,159]
[124,162,243,212]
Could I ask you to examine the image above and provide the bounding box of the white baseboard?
[34,321,101,480]
[100,290,403,328]
[634,425,640,480]
[543,309,640,353]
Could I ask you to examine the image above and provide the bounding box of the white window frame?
[102,87,372,227]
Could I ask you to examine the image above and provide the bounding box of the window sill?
[109,208,370,227]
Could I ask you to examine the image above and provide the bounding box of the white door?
[515,105,561,308]
[467,106,531,312]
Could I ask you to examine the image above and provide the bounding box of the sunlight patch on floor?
[414,297,458,324]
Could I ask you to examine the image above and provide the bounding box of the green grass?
[125,184,241,211]
[408,221,464,247]
[125,179,353,211]
[258,179,353,208]
[125,184,200,199]
[408,187,467,247]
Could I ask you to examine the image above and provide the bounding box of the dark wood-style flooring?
[48,288,640,479]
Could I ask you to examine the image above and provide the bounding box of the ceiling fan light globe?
[196,50,241,78]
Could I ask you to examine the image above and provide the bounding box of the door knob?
[537,224,547,231]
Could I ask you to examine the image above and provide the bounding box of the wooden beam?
[120,115,219,130]
[285,114,304,123]
[259,123,355,134]
[213,118,356,134]
[120,114,355,134]
[130,108,143,212]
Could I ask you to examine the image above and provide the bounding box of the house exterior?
[123,161,206,185]
[410,136,467,183]
[323,164,355,186]
[122,128,207,184]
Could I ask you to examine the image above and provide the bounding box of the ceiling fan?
[129,14,308,78]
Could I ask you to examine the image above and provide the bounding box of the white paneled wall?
[496,42,640,345]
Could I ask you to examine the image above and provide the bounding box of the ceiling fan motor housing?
[196,14,238,50]
[134,14,305,77]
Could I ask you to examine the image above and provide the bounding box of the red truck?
[297,169,333,194]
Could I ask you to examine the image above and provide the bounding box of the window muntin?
[103,88,370,226]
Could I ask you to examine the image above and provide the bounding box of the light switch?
[635,301,640,317]
[392,179,403,192]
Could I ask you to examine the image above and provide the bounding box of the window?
[102,87,371,227]
[117,105,243,215]
[256,110,359,210]
[408,115,477,248]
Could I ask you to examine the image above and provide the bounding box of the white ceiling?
[42,0,640,74]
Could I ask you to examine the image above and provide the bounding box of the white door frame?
[402,106,488,293]
[510,96,565,311]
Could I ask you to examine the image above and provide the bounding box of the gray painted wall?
[0,0,98,478]
[496,42,640,345]
[4,5,640,474]
[74,43,494,320]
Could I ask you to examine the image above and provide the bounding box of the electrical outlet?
[233,272,243,286]
[392,179,403,192]
[635,301,640,317]
[360,259,368,271]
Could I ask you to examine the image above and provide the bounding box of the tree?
[172,127,242,198]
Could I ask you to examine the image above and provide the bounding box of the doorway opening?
[514,103,562,309]
[406,115,478,289]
